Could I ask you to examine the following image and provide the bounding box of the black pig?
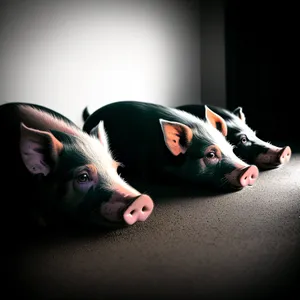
[176,104,291,170]
[82,101,259,191]
[0,102,154,229]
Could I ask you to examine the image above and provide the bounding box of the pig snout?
[278,146,292,165]
[123,195,154,225]
[100,192,154,225]
[225,165,259,190]
[238,165,259,187]
[255,146,292,169]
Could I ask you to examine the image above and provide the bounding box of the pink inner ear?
[160,120,193,156]
[20,123,63,176]
[164,127,183,156]
[205,106,228,136]
[20,139,51,175]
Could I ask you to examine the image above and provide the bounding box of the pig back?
[177,104,233,122]
[83,101,178,173]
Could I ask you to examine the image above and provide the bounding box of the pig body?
[176,104,291,170]
[0,102,154,229]
[82,101,259,191]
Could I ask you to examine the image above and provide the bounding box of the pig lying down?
[0,103,154,228]
[176,104,292,170]
[82,101,259,191]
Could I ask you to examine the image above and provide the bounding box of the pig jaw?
[254,146,292,170]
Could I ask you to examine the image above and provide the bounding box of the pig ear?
[232,106,246,123]
[159,119,193,156]
[204,105,228,137]
[20,123,63,176]
[90,121,110,151]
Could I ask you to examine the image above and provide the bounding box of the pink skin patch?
[100,193,154,225]
[225,165,259,189]
[255,146,292,169]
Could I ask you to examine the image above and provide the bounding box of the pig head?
[0,103,154,229]
[229,107,292,170]
[176,104,292,170]
[160,106,259,191]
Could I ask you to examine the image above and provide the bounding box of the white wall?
[0,0,201,127]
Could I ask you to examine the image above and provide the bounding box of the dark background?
[224,0,297,143]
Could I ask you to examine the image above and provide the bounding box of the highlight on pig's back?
[18,104,80,136]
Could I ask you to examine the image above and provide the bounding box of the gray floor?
[7,148,300,300]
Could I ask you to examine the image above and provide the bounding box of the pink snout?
[100,193,154,225]
[255,146,292,169]
[278,146,292,165]
[123,195,154,225]
[238,165,259,187]
[225,165,259,189]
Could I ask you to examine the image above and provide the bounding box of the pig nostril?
[130,209,136,215]
[244,176,248,180]
[142,206,147,212]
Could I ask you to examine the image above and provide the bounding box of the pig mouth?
[218,179,244,192]
[255,162,281,170]
[89,209,128,228]
[221,183,244,192]
[85,201,133,228]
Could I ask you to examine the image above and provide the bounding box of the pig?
[0,102,154,229]
[82,101,259,191]
[175,104,292,170]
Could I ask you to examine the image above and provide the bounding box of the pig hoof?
[123,195,154,225]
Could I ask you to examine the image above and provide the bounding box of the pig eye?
[77,172,90,183]
[73,167,96,193]
[240,135,248,144]
[206,152,216,159]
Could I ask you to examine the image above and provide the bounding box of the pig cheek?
[60,181,92,213]
[237,144,254,161]
[73,180,94,194]
[203,157,220,168]
[234,146,247,158]
[199,158,207,170]
[100,200,127,223]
